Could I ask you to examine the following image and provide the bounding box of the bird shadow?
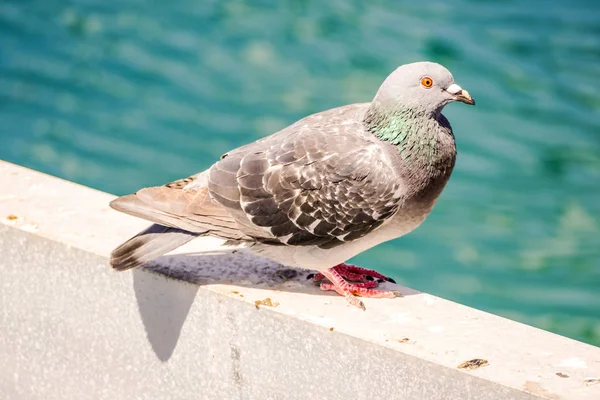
[132,249,419,362]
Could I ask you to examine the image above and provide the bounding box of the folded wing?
[208,122,402,249]
[111,107,403,265]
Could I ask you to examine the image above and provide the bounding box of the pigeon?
[110,61,474,310]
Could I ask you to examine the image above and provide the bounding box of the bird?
[110,61,475,310]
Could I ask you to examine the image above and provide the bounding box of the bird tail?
[110,224,201,271]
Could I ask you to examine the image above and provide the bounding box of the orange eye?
[421,77,433,88]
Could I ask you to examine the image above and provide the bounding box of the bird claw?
[315,264,402,310]
[310,263,396,284]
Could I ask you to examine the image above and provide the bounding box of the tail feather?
[111,224,201,271]
[110,195,199,232]
[109,193,249,240]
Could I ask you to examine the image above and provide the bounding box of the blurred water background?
[1,0,599,346]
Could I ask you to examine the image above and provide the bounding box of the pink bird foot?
[309,263,397,284]
[307,263,402,310]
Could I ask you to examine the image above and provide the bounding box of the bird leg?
[309,263,397,284]
[311,264,402,310]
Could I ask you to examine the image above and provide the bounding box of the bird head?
[373,61,475,114]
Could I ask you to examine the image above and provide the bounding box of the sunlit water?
[1,0,599,345]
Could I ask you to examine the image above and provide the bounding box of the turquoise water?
[1,1,599,345]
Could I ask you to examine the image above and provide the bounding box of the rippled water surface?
[1,0,599,345]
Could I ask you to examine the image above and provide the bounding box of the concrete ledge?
[1,160,599,400]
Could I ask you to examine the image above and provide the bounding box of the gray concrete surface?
[1,160,599,400]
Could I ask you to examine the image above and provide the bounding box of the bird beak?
[446,83,475,105]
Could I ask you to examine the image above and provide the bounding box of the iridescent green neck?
[364,104,438,164]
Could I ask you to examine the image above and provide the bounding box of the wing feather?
[206,107,402,248]
[111,104,401,249]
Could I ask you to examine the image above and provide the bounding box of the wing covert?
[208,124,402,249]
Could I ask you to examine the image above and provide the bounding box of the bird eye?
[421,77,433,88]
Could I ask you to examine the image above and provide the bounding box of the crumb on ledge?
[584,377,600,386]
[457,359,489,370]
[254,297,279,309]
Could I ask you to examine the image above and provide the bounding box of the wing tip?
[109,194,137,212]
